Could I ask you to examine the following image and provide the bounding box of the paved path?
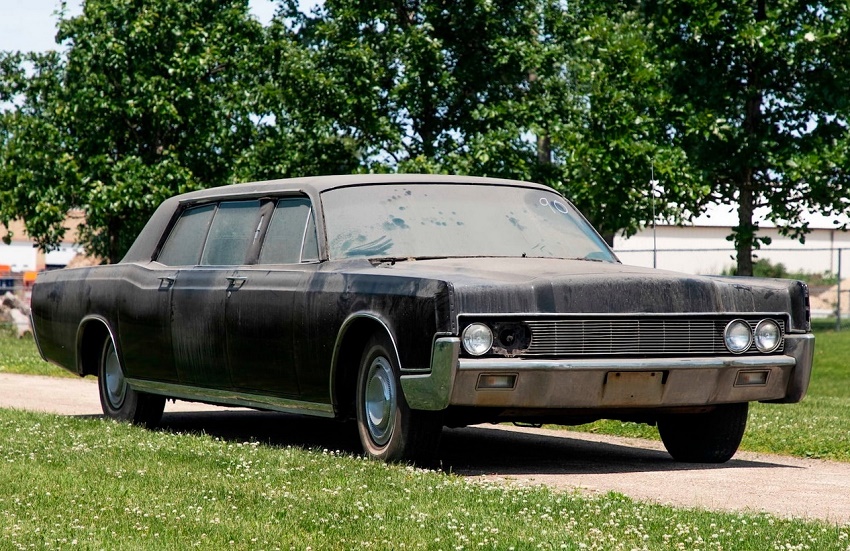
[0,372,229,415]
[2,372,849,525]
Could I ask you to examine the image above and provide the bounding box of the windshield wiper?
[369,255,449,266]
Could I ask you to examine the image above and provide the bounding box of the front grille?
[521,317,785,357]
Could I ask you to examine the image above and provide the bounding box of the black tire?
[98,336,165,427]
[658,403,749,463]
[355,334,442,463]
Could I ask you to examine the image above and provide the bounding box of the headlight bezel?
[754,319,782,353]
[724,319,753,354]
[461,322,494,356]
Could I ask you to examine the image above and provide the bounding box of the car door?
[166,200,263,389]
[226,197,319,398]
[116,263,179,383]
[118,203,218,383]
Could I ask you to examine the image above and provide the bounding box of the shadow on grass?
[81,408,798,476]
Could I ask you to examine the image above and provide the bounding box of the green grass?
[2,325,850,547]
[1,408,848,550]
[0,325,76,378]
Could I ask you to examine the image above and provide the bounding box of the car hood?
[366,257,808,324]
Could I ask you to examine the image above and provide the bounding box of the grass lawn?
[1,408,848,550]
[0,327,77,378]
[2,323,850,547]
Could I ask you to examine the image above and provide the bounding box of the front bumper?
[400,333,814,410]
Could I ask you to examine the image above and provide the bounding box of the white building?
[0,215,84,272]
[613,204,850,277]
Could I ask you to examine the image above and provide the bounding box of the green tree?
[0,50,72,249]
[276,0,707,244]
[525,2,707,243]
[7,0,781,265]
[645,0,850,275]
[1,0,265,263]
[277,0,544,174]
[236,11,363,182]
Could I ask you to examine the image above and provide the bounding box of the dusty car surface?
[31,174,814,463]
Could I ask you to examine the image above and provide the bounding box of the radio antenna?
[650,165,659,269]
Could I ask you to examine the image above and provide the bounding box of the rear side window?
[201,200,263,265]
[259,198,319,264]
[157,204,216,266]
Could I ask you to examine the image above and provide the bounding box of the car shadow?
[157,409,363,454]
[438,426,792,475]
[94,408,796,476]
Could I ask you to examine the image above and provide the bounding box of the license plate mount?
[602,371,665,406]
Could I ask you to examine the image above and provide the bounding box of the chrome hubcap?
[364,356,396,446]
[104,341,127,409]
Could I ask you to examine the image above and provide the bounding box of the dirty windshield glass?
[321,184,616,262]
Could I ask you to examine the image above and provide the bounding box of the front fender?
[400,337,459,410]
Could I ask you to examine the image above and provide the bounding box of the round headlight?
[462,323,493,356]
[724,320,752,354]
[754,319,781,353]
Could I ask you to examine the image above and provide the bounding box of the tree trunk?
[537,133,551,166]
[107,218,121,265]
[735,179,755,276]
[736,5,764,278]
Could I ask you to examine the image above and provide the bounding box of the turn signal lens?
[735,370,769,386]
[477,374,517,390]
[724,319,752,354]
[462,323,494,356]
[754,320,781,353]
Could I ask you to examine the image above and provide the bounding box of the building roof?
[681,203,850,230]
[1,211,85,244]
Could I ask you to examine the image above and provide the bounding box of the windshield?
[321,183,617,262]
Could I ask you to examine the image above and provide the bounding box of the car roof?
[121,174,560,264]
[174,173,554,202]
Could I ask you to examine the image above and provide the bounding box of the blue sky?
[0,0,279,53]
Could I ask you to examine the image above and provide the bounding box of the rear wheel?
[355,334,442,463]
[658,403,749,463]
[98,336,165,427]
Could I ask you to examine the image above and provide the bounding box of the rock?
[8,308,31,338]
[2,291,30,316]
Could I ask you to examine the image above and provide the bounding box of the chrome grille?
[522,318,785,357]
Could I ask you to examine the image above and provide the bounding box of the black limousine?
[31,174,814,463]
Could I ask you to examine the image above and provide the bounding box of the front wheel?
[658,402,749,463]
[355,334,442,463]
[98,336,165,427]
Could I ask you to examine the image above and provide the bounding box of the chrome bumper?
[400,333,814,410]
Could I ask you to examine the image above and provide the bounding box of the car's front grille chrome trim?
[523,318,785,357]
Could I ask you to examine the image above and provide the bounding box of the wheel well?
[78,321,110,377]
[333,318,393,420]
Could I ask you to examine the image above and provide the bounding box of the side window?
[157,204,216,266]
[200,200,263,265]
[302,210,319,262]
[259,198,319,264]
